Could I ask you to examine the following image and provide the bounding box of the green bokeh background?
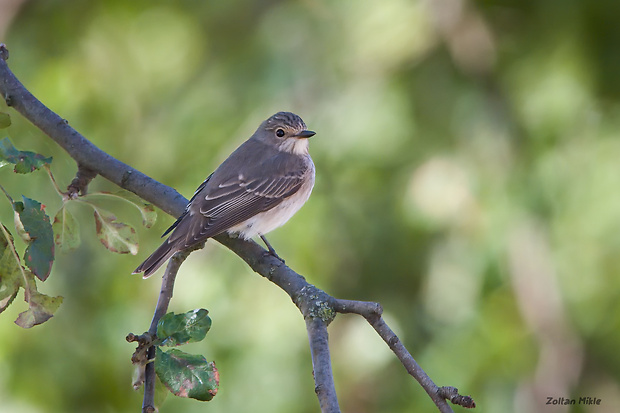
[2,0,620,412]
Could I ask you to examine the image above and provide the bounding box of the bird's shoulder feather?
[166,139,311,247]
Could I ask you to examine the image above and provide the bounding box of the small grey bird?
[133,111,316,277]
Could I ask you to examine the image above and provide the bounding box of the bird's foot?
[264,248,285,264]
[260,235,285,264]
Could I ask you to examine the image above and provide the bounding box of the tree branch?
[333,299,475,411]
[0,44,475,412]
[0,44,185,218]
[306,317,340,412]
[139,243,203,413]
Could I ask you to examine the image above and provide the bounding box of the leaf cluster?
[155,310,218,402]
[0,136,156,327]
[131,309,219,405]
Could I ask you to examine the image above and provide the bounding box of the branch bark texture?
[0,44,474,413]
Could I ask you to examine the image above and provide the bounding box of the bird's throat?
[278,138,309,155]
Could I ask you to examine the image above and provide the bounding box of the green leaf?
[157,309,212,347]
[140,204,157,228]
[154,373,169,408]
[0,225,21,313]
[93,208,138,254]
[12,201,29,242]
[0,288,18,314]
[0,112,11,129]
[0,137,52,174]
[82,191,157,228]
[0,223,62,327]
[52,206,81,252]
[15,288,63,328]
[0,225,20,276]
[155,348,219,401]
[13,197,55,281]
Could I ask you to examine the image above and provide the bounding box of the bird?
[133,111,316,278]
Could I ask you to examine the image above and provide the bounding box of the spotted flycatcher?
[133,112,315,277]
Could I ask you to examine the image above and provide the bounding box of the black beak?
[294,130,316,139]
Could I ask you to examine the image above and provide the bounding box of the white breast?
[227,158,315,240]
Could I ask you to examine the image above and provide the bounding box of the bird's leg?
[260,235,285,264]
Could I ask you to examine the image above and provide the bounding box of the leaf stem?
[142,244,203,412]
[73,197,106,214]
[81,191,146,216]
[0,183,14,205]
[44,164,66,199]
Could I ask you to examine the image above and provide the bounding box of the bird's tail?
[133,239,177,278]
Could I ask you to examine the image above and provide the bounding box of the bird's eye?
[276,129,285,137]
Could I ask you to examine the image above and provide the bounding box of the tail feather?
[133,240,177,278]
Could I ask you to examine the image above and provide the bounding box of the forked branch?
[0,43,474,413]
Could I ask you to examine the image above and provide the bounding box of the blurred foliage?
[1,0,620,412]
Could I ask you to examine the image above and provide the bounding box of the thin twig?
[333,299,475,411]
[0,44,186,217]
[140,242,204,413]
[66,164,97,198]
[0,183,14,204]
[141,263,177,413]
[438,387,476,409]
[44,165,65,198]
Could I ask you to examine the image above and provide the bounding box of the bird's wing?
[161,173,213,238]
[167,154,308,248]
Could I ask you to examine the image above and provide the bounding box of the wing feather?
[168,153,309,249]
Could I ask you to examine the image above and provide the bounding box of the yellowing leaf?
[15,289,63,328]
[52,206,81,253]
[81,191,157,228]
[0,223,63,327]
[93,208,138,255]
[139,203,157,228]
[155,348,219,401]
[0,225,21,313]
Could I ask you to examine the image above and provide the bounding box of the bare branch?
[306,317,340,412]
[334,299,475,411]
[0,44,185,217]
[438,387,476,409]
[0,43,474,413]
[133,242,204,413]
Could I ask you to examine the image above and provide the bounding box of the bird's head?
[255,112,315,155]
